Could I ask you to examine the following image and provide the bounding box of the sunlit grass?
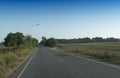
[0,45,36,78]
[58,42,120,66]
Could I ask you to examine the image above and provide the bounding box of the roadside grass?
[0,45,36,78]
[57,42,120,66]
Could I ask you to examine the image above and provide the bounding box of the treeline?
[57,37,120,43]
[4,32,38,48]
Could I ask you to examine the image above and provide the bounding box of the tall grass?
[0,45,36,78]
[58,42,120,65]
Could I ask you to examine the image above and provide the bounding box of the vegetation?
[0,32,38,78]
[57,37,120,43]
[4,32,38,48]
[45,38,57,47]
[4,32,24,46]
[40,36,47,44]
[22,35,38,48]
[58,42,120,66]
[40,37,57,47]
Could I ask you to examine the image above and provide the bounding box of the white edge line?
[49,48,120,70]
[17,49,38,78]
[72,54,120,70]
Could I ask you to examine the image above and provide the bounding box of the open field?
[0,45,36,78]
[58,42,120,66]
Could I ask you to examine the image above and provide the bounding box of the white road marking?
[50,48,120,70]
[17,49,38,78]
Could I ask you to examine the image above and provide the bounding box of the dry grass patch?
[58,42,120,66]
[0,46,36,78]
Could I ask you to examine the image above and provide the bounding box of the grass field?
[58,42,120,66]
[0,45,36,78]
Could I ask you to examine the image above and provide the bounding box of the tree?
[45,38,57,47]
[92,37,103,42]
[22,35,38,48]
[31,38,38,47]
[40,36,47,44]
[4,33,15,46]
[22,35,31,48]
[81,37,91,43]
[4,32,24,46]
[106,37,119,42]
[15,32,24,46]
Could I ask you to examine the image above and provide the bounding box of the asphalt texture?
[11,47,120,78]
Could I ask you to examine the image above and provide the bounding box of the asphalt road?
[11,47,120,78]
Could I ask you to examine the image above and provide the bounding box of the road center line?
[17,49,38,78]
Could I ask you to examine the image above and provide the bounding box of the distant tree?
[40,36,47,44]
[92,37,103,42]
[81,37,91,43]
[56,37,120,44]
[45,38,57,47]
[106,37,119,42]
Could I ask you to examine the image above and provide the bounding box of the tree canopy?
[4,32,24,46]
[4,32,38,48]
[40,37,57,47]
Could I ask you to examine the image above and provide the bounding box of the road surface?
[11,47,120,78]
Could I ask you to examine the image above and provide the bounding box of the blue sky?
[0,0,120,42]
